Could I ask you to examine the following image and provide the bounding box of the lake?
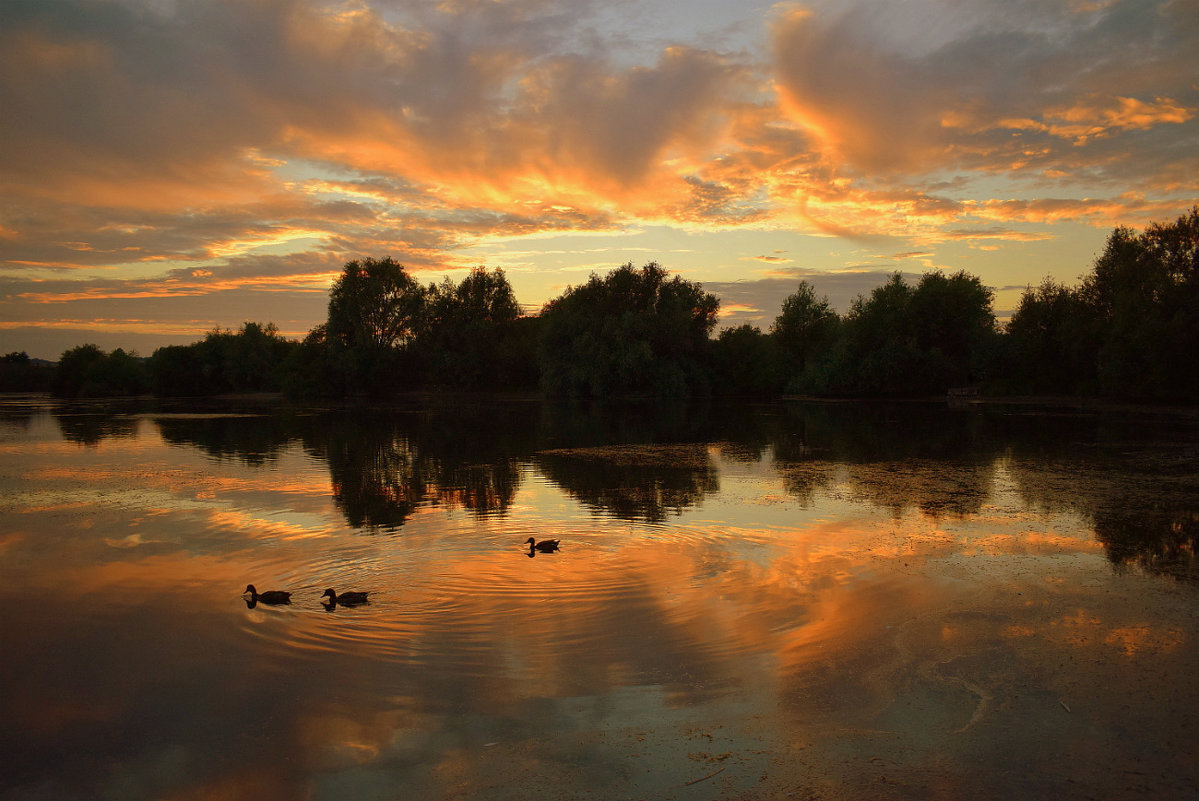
[1,394,1197,801]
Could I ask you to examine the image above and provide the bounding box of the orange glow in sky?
[1,0,1196,357]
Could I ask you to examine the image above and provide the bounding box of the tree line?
[24,207,1199,401]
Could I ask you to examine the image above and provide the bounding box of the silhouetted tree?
[52,345,149,398]
[784,271,996,396]
[1001,208,1199,400]
[324,257,428,395]
[421,267,525,389]
[327,257,425,351]
[538,262,719,397]
[906,270,997,387]
[280,324,356,398]
[711,324,786,395]
[0,351,53,392]
[148,322,296,396]
[1081,208,1199,399]
[1001,279,1097,394]
[149,344,206,396]
[771,281,838,376]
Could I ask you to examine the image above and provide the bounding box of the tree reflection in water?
[1096,508,1199,581]
[156,412,299,465]
[998,407,1199,579]
[771,402,1003,517]
[536,444,719,523]
[8,394,1199,799]
[53,403,143,446]
[46,395,1199,572]
[154,400,538,530]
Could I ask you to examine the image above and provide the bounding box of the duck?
[526,537,560,553]
[321,588,370,606]
[244,584,291,604]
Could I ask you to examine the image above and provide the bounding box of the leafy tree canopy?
[771,280,838,370]
[327,257,425,351]
[538,262,719,397]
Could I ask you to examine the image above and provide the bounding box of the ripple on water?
[232,520,754,677]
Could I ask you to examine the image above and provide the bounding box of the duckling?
[526,537,560,553]
[321,588,370,606]
[244,584,291,604]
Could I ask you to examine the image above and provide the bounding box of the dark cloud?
[771,0,1199,184]
[0,0,1195,352]
[706,268,927,330]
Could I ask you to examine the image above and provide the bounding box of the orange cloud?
[1,0,1197,354]
[995,96,1196,145]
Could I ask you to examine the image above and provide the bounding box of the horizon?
[2,0,1197,361]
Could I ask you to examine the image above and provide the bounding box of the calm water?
[1,395,1197,801]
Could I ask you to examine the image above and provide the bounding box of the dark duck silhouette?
[526,537,560,553]
[244,584,291,606]
[321,588,370,606]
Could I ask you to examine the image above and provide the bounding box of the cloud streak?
[0,0,1196,357]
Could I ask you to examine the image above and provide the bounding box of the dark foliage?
[0,352,53,392]
[323,258,427,396]
[711,324,786,396]
[771,280,838,374]
[537,262,719,397]
[149,322,296,397]
[52,345,149,398]
[785,271,996,396]
[1003,207,1199,400]
[420,267,531,390]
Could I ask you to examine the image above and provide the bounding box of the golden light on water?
[1,398,1197,798]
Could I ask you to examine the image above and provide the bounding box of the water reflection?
[1097,507,1199,580]
[150,401,540,530]
[4,395,1199,799]
[37,396,1199,572]
[996,411,1199,579]
[536,444,719,522]
[771,403,1003,518]
[157,412,301,465]
[304,406,533,529]
[52,403,142,445]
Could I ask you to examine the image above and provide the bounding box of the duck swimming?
[244,584,291,604]
[321,588,370,606]
[526,537,560,553]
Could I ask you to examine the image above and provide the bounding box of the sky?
[1,0,1197,360]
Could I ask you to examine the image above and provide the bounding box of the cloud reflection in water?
[1,397,1197,799]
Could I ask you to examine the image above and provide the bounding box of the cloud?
[769,0,1199,184]
[0,0,1196,352]
[706,268,927,330]
[1000,95,1195,145]
[0,0,748,211]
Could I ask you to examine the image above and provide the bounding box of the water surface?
[2,396,1197,800]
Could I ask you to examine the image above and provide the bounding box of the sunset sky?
[2,0,1197,359]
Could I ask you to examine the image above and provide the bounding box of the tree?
[1079,208,1199,399]
[324,257,428,395]
[786,271,999,396]
[149,344,206,396]
[829,273,921,395]
[1003,279,1096,394]
[421,267,524,389]
[53,344,148,398]
[712,324,786,396]
[906,270,996,387]
[538,262,719,397]
[149,322,296,396]
[327,257,426,351]
[771,280,838,379]
[0,351,53,392]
